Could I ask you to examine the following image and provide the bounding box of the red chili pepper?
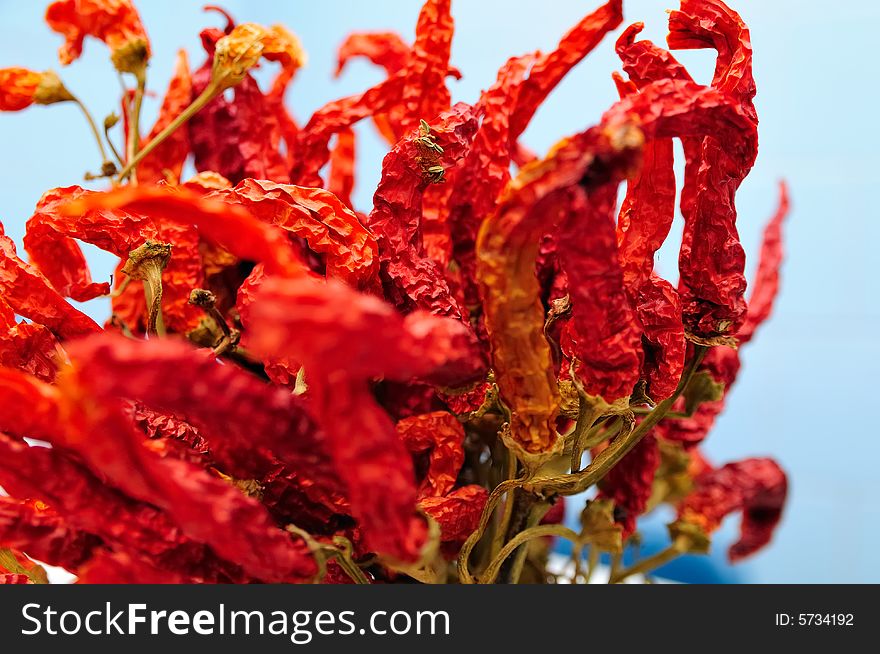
[76,549,198,584]
[291,73,406,188]
[247,276,484,559]
[657,183,790,447]
[188,26,292,184]
[0,434,248,582]
[419,485,488,551]
[335,31,410,79]
[368,103,479,318]
[385,0,455,140]
[0,319,63,383]
[668,0,758,341]
[64,185,306,277]
[508,0,623,146]
[397,411,465,498]
[45,0,150,72]
[211,178,379,290]
[327,127,357,210]
[678,458,787,561]
[560,184,642,405]
[0,497,98,575]
[0,232,100,340]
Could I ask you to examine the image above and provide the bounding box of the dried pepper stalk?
[137,49,192,184]
[25,185,204,332]
[597,434,660,537]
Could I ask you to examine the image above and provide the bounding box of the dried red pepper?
[0,232,100,340]
[25,185,204,333]
[740,181,790,343]
[76,549,196,584]
[419,485,488,550]
[335,32,410,79]
[64,185,306,277]
[657,183,791,447]
[328,127,357,209]
[211,178,379,290]
[668,0,758,341]
[447,55,534,308]
[334,31,411,145]
[678,458,787,561]
[0,434,245,582]
[0,68,44,111]
[248,276,484,559]
[45,0,150,73]
[635,275,686,402]
[396,411,465,498]
[66,334,340,492]
[478,77,756,458]
[0,68,74,111]
[0,498,98,575]
[291,73,406,188]
[560,184,642,406]
[0,319,63,383]
[385,0,455,139]
[507,0,623,146]
[369,103,478,317]
[188,20,301,184]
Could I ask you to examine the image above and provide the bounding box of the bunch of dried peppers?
[0,0,789,585]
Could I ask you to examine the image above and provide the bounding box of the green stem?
[117,81,220,183]
[480,525,580,584]
[72,96,110,166]
[104,120,125,168]
[584,546,599,584]
[457,477,525,584]
[489,446,518,560]
[527,346,707,496]
[125,68,147,183]
[609,537,689,584]
[569,401,604,473]
[500,499,550,584]
[0,548,46,584]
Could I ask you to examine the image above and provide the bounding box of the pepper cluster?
[0,0,789,584]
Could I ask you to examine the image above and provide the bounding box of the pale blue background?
[0,1,875,582]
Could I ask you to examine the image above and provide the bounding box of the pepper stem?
[480,524,580,584]
[122,241,171,337]
[526,346,708,496]
[124,67,147,184]
[117,81,220,183]
[71,95,112,169]
[608,535,691,584]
